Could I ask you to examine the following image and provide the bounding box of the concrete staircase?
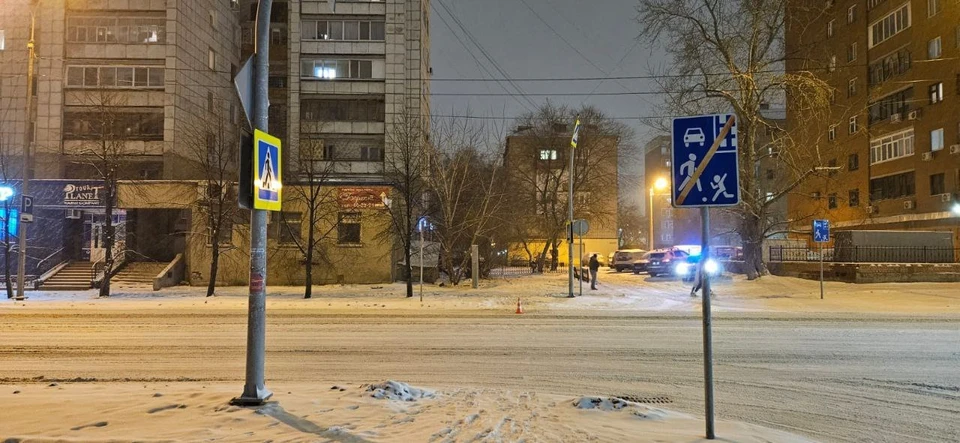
[42,262,93,290]
[111,262,168,288]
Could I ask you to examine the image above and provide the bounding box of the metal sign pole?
[579,231,583,296]
[233,0,273,406]
[567,150,575,298]
[419,227,424,302]
[700,207,715,439]
[820,242,824,300]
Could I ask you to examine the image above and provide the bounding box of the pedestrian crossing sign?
[253,129,282,211]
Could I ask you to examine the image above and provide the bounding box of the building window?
[300,58,385,80]
[268,75,287,88]
[928,37,941,59]
[849,116,858,134]
[301,98,386,122]
[63,108,164,141]
[848,153,859,171]
[209,10,216,28]
[279,212,302,245]
[847,5,857,23]
[302,19,385,41]
[337,212,362,245]
[539,149,558,161]
[309,138,385,162]
[0,30,4,51]
[869,48,911,86]
[828,55,837,72]
[868,0,886,10]
[271,28,286,45]
[66,16,165,44]
[869,4,910,48]
[849,189,860,207]
[208,48,216,70]
[827,20,835,37]
[847,42,857,62]
[931,128,944,151]
[956,26,960,49]
[927,0,941,17]
[870,171,916,201]
[828,193,838,209]
[869,128,915,164]
[66,66,164,89]
[828,125,837,141]
[930,82,944,104]
[930,173,946,195]
[848,78,857,97]
[868,87,913,125]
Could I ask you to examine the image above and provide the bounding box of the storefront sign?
[338,187,391,209]
[63,184,104,207]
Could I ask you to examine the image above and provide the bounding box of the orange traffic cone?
[515,297,524,314]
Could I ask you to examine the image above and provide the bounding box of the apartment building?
[787,0,960,242]
[0,0,431,289]
[504,122,620,266]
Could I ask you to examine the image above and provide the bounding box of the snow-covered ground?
[7,269,960,316]
[2,381,813,442]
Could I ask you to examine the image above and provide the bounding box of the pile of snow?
[572,396,631,411]
[366,381,435,401]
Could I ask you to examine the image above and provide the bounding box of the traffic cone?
[515,297,524,314]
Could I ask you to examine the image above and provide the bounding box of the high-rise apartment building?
[787,1,960,241]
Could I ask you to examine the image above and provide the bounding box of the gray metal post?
[700,207,715,439]
[419,227,424,302]
[233,0,273,406]
[567,143,575,298]
[578,232,583,296]
[16,7,37,301]
[819,242,824,300]
[471,244,479,289]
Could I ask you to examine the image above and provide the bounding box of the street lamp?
[649,178,668,250]
[952,203,960,216]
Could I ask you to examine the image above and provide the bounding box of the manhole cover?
[614,395,672,405]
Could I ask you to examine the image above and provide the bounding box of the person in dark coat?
[588,254,600,290]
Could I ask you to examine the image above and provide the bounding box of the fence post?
[922,246,926,263]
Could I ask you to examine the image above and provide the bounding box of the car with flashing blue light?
[674,254,723,282]
[640,249,689,277]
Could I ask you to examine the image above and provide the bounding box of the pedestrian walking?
[589,254,600,290]
[689,261,715,298]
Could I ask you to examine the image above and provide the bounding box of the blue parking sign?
[671,114,740,207]
[813,219,830,243]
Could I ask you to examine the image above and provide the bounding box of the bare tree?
[637,0,833,279]
[182,106,239,297]
[69,89,136,297]
[617,203,647,249]
[284,137,340,299]
[428,117,506,285]
[0,93,19,298]
[505,103,624,272]
[381,110,430,298]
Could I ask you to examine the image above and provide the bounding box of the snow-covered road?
[2,289,959,442]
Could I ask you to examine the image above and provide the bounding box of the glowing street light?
[649,178,669,250]
[952,203,960,217]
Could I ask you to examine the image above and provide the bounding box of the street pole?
[819,242,824,300]
[649,187,655,250]
[16,5,37,301]
[578,231,583,296]
[567,139,575,299]
[419,227,423,302]
[471,244,479,289]
[700,207,715,439]
[233,0,273,406]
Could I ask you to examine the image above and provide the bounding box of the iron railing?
[769,246,960,263]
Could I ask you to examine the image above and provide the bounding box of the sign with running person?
[670,114,740,208]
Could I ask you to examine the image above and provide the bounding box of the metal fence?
[487,265,568,278]
[768,246,960,264]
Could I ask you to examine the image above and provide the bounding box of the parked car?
[613,249,646,272]
[642,249,690,277]
[581,252,608,268]
[607,252,616,269]
[632,252,652,274]
[675,254,723,282]
[714,246,743,260]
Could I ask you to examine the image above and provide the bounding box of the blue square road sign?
[671,114,740,208]
[813,219,830,243]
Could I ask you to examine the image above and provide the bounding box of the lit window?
[928,37,941,59]
[931,128,944,151]
[0,30,5,51]
[929,82,943,104]
[539,149,557,161]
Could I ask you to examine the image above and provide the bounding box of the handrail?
[36,247,66,271]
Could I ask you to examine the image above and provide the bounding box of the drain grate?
[613,395,672,405]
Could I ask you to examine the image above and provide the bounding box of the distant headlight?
[675,263,691,276]
[704,259,720,275]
